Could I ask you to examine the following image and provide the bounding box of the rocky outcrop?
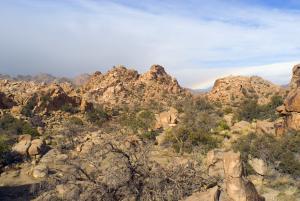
[81,65,189,107]
[277,64,300,133]
[205,150,265,201]
[12,135,46,158]
[223,151,265,201]
[207,76,285,107]
[155,107,178,129]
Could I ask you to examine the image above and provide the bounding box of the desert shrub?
[68,117,84,126]
[0,114,39,136]
[85,106,109,126]
[35,135,212,201]
[236,95,284,121]
[232,132,300,178]
[165,125,219,153]
[120,109,156,135]
[0,135,10,166]
[223,107,233,114]
[21,96,37,117]
[165,97,221,153]
[216,120,230,131]
[61,103,78,114]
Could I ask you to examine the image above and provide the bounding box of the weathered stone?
[155,107,178,129]
[56,184,80,200]
[182,186,220,201]
[206,149,224,178]
[28,139,45,156]
[223,151,265,201]
[256,120,275,135]
[32,164,48,178]
[12,134,32,156]
[231,121,254,134]
[248,157,268,176]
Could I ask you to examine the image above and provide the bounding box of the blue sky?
[0,0,300,88]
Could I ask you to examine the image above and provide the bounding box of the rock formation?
[81,65,189,107]
[277,64,300,133]
[207,76,285,106]
[203,150,265,201]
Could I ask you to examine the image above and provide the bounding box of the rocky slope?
[207,75,286,106]
[277,64,300,132]
[81,64,189,107]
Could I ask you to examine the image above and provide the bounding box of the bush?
[0,135,10,166]
[86,106,109,126]
[68,117,84,126]
[21,97,37,117]
[165,125,219,153]
[0,114,39,136]
[236,95,284,121]
[120,109,155,134]
[232,132,300,178]
[61,103,78,114]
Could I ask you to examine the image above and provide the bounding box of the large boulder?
[28,139,46,157]
[155,107,178,129]
[12,134,32,156]
[256,120,275,135]
[32,164,48,178]
[182,186,220,201]
[206,149,224,178]
[248,157,268,176]
[223,151,265,201]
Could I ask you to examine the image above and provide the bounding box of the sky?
[0,0,300,89]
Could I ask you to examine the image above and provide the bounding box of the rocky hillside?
[81,65,189,107]
[1,64,300,201]
[207,75,286,106]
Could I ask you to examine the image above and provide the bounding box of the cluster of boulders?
[184,150,265,201]
[207,76,285,106]
[12,134,46,158]
[81,65,189,107]
[276,64,300,134]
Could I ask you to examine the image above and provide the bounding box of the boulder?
[256,120,275,135]
[56,184,80,200]
[182,186,220,201]
[155,107,178,129]
[286,112,300,130]
[248,157,268,176]
[231,121,254,134]
[206,149,224,178]
[284,89,300,112]
[223,151,265,201]
[28,139,45,157]
[12,134,32,156]
[32,164,48,178]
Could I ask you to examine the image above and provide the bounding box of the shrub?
[0,114,39,136]
[0,135,10,166]
[61,103,78,114]
[232,132,300,178]
[86,106,109,126]
[235,95,284,121]
[68,117,84,126]
[120,109,155,134]
[21,97,37,117]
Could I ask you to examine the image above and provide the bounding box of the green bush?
[0,135,10,166]
[236,95,284,121]
[120,109,155,133]
[21,96,37,117]
[61,103,78,114]
[0,114,39,136]
[68,117,84,126]
[165,125,219,154]
[232,132,300,178]
[86,106,109,126]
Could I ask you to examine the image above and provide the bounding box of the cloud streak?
[0,0,299,88]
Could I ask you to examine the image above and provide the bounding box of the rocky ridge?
[207,75,285,106]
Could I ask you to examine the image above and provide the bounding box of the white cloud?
[0,0,299,87]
